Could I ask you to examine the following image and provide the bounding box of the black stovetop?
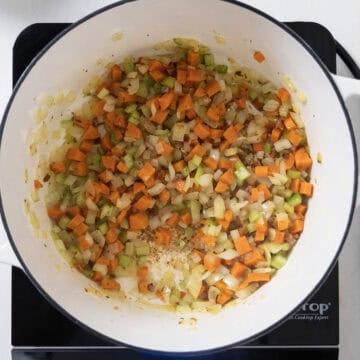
[12,22,338,359]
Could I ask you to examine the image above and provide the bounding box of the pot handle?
[0,220,22,268]
[331,74,360,208]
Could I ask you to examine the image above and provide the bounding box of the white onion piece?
[274,139,292,152]
[168,163,175,181]
[290,111,305,128]
[148,183,166,196]
[198,174,213,187]
[218,249,239,260]
[214,195,225,219]
[223,274,240,290]
[149,216,161,230]
[205,272,224,286]
[230,229,240,241]
[217,265,230,275]
[214,169,223,181]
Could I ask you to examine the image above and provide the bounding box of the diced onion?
[274,139,292,152]
[214,195,225,219]
[148,183,166,196]
[290,111,305,128]
[218,249,239,260]
[223,274,240,290]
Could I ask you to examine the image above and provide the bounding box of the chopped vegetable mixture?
[44,40,313,311]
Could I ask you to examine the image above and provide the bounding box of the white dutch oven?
[0,0,358,354]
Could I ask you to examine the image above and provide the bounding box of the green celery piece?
[55,173,66,184]
[230,85,239,95]
[163,116,177,130]
[123,154,134,169]
[271,253,287,269]
[127,111,140,125]
[214,64,228,73]
[246,222,256,233]
[119,231,127,243]
[98,222,108,235]
[191,155,202,167]
[68,244,78,254]
[264,142,271,155]
[283,203,294,214]
[137,256,148,266]
[124,103,137,114]
[287,170,301,179]
[58,216,70,230]
[125,242,134,256]
[83,268,93,278]
[110,132,120,145]
[60,119,72,129]
[153,83,162,94]
[234,160,245,170]
[140,104,151,117]
[194,165,204,183]
[120,218,129,229]
[135,244,150,256]
[161,76,176,88]
[204,54,214,66]
[248,209,261,223]
[119,254,132,268]
[143,73,155,87]
[122,61,135,74]
[136,81,148,98]
[75,192,85,206]
[249,90,258,101]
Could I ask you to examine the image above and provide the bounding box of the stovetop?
[11,22,339,359]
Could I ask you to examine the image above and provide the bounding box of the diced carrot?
[237,97,247,109]
[186,109,197,119]
[129,213,149,230]
[125,123,142,139]
[243,249,265,267]
[116,161,129,174]
[101,134,112,151]
[101,278,120,291]
[284,117,297,130]
[251,187,259,202]
[247,272,270,283]
[156,140,174,156]
[34,179,43,189]
[210,128,223,138]
[253,51,266,63]
[295,204,307,216]
[47,204,63,219]
[116,205,130,225]
[173,179,186,194]
[67,213,85,230]
[194,86,206,98]
[219,140,230,153]
[66,148,86,162]
[207,103,222,122]
[137,162,155,182]
[277,87,291,102]
[114,113,126,128]
[166,213,180,227]
[105,228,118,244]
[72,161,88,176]
[159,188,171,204]
[217,288,234,306]
[193,122,211,140]
[223,125,238,143]
[203,157,218,170]
[133,195,154,211]
[92,100,106,117]
[284,153,295,170]
[290,219,304,234]
[271,128,282,142]
[118,91,138,104]
[217,159,232,170]
[178,94,194,112]
[133,182,146,195]
[204,252,221,272]
[82,124,100,140]
[180,212,191,225]
[288,129,303,147]
[151,109,169,124]
[186,144,206,161]
[74,117,91,129]
[158,92,175,111]
[290,178,300,192]
[219,168,234,185]
[257,183,271,200]
[294,147,312,171]
[173,160,185,172]
[205,80,221,97]
[137,266,148,279]
[255,229,266,242]
[138,280,148,294]
[50,162,66,174]
[254,166,268,177]
[277,218,289,231]
[109,258,119,273]
[66,206,80,217]
[73,222,88,237]
[108,190,119,205]
[299,182,313,197]
[110,240,125,255]
[252,143,264,152]
[96,256,110,266]
[215,180,228,193]
[149,70,166,82]
[78,235,92,250]
[231,262,247,278]
[187,50,200,66]
[148,59,166,72]
[187,69,202,82]
[144,174,155,188]
[274,230,285,244]
[79,140,94,153]
[101,156,116,172]
[234,236,252,255]
[177,69,187,85]
[268,165,280,174]
[155,227,172,246]
[92,271,103,282]
[111,64,122,81]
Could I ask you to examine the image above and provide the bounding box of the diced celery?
[122,61,135,74]
[58,216,70,230]
[163,115,177,130]
[60,119,72,129]
[246,222,256,233]
[125,103,137,114]
[127,110,140,125]
[140,104,151,117]
[98,222,108,235]
[137,256,148,266]
[110,132,120,145]
[204,54,214,66]
[190,200,201,224]
[284,190,293,199]
[191,155,202,167]
[120,219,129,229]
[264,142,271,155]
[214,64,228,73]
[120,231,127,243]
[136,244,150,256]
[235,166,250,184]
[283,203,294,214]
[58,230,72,244]
[123,154,134,169]
[119,254,132,268]
[125,242,134,256]
[234,160,245,170]
[68,244,78,254]
[230,85,239,95]
[136,81,148,98]
[287,170,301,179]
[185,227,194,239]
[194,165,204,184]
[248,209,261,223]
[182,166,190,177]
[179,239,186,249]
[249,90,258,101]
[83,268,93,278]
[271,253,287,269]
[143,73,155,87]
[55,173,66,184]
[161,76,176,88]
[75,192,85,206]
[153,83,162,94]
